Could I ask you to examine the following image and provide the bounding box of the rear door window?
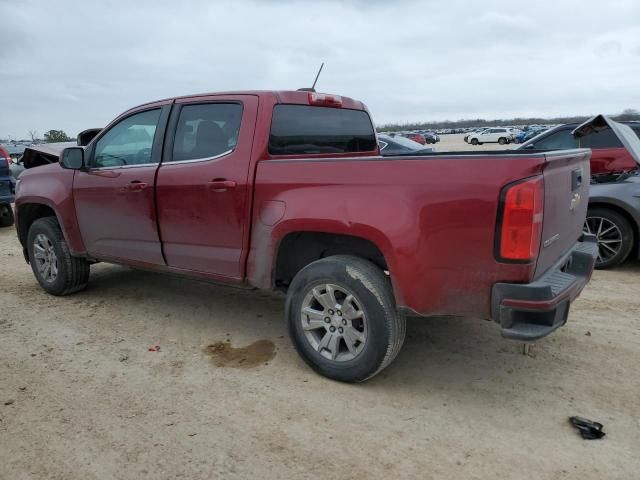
[269,105,377,155]
[170,103,242,162]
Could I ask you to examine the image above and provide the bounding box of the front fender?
[15,164,86,254]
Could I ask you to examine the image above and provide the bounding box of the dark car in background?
[587,172,640,268]
[519,121,640,176]
[0,146,15,227]
[520,118,640,268]
[378,134,433,155]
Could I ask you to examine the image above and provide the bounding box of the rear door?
[73,105,171,264]
[155,95,258,279]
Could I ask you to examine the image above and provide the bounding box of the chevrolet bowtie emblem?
[570,192,581,211]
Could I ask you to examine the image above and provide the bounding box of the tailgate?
[534,149,591,277]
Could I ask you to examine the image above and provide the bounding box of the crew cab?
[15,90,598,382]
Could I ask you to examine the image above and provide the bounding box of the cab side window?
[532,129,577,150]
[93,109,162,168]
[580,128,623,148]
[170,103,243,162]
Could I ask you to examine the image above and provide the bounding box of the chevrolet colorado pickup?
[15,90,599,382]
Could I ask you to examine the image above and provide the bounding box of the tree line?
[376,109,640,132]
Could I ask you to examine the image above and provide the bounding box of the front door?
[74,105,170,265]
[155,95,258,279]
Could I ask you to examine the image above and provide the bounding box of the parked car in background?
[464,127,490,143]
[402,132,426,145]
[587,172,640,268]
[0,148,15,227]
[520,117,640,268]
[378,134,433,155]
[518,121,640,176]
[422,131,439,144]
[514,128,546,144]
[467,127,512,145]
[10,158,25,180]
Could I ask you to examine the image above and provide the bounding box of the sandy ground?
[1,218,639,479]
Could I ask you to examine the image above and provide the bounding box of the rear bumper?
[491,234,598,341]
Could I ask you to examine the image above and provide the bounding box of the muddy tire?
[286,255,405,383]
[27,217,90,295]
[0,203,14,227]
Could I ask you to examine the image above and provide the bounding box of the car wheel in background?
[498,137,507,145]
[584,207,634,269]
[27,217,90,295]
[470,138,479,145]
[0,204,14,227]
[286,255,405,383]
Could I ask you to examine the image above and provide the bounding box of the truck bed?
[251,148,592,319]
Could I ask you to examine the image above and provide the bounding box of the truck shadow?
[82,263,566,397]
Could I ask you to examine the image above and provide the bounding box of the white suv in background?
[467,127,512,145]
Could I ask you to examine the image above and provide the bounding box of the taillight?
[308,92,342,108]
[496,176,544,262]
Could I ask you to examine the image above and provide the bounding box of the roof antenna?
[298,62,324,92]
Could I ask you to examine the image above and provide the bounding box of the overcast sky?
[1,0,639,139]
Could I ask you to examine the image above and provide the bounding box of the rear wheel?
[470,138,479,145]
[286,255,405,382]
[27,217,90,295]
[0,203,14,227]
[584,207,634,269]
[498,137,507,145]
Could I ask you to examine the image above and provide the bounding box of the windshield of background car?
[389,135,425,150]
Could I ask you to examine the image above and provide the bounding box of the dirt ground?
[1,206,639,479]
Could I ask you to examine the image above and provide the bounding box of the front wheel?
[286,255,405,382]
[470,138,479,145]
[584,208,634,269]
[27,217,90,295]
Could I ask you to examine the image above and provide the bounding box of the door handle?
[207,179,237,191]
[127,181,148,191]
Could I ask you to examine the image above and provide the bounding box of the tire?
[584,207,635,269]
[0,203,14,227]
[27,217,90,295]
[498,137,507,145]
[286,255,405,383]
[470,138,478,145]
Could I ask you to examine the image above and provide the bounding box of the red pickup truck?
[15,90,598,382]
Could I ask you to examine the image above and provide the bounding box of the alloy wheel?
[584,216,623,266]
[300,283,368,362]
[33,233,58,283]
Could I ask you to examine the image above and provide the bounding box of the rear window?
[580,128,623,149]
[269,105,377,155]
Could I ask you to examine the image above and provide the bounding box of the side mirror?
[60,147,85,170]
